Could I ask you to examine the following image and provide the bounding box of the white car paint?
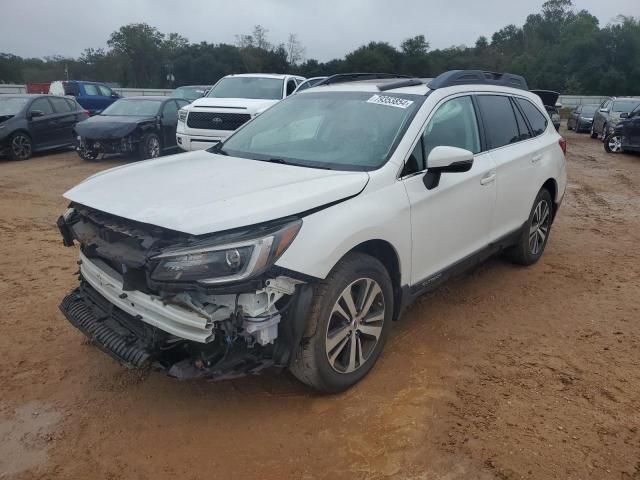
[176,73,305,151]
[64,151,368,235]
[64,77,567,335]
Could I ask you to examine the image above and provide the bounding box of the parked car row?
[567,96,640,155]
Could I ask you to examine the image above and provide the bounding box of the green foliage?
[1,3,639,95]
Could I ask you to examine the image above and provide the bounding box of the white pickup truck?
[176,73,306,151]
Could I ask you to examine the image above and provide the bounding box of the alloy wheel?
[606,135,622,153]
[11,134,32,159]
[148,137,160,158]
[529,199,550,255]
[325,277,385,374]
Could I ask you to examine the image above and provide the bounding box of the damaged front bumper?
[57,205,313,380]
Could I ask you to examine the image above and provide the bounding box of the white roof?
[224,73,302,80]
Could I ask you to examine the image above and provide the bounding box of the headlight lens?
[150,219,301,284]
[178,109,188,123]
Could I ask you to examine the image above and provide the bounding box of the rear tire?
[8,132,32,160]
[504,188,553,266]
[138,133,161,160]
[289,252,393,393]
[604,134,623,153]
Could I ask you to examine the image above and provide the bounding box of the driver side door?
[402,95,496,287]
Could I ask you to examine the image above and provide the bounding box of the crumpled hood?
[189,97,278,114]
[75,115,155,139]
[64,150,369,235]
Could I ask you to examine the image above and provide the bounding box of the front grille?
[187,111,251,131]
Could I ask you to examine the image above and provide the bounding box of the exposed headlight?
[178,109,188,123]
[150,219,302,284]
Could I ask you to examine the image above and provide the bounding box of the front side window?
[423,96,480,158]
[101,99,162,116]
[30,97,54,115]
[207,77,285,100]
[162,100,178,119]
[515,98,548,137]
[219,91,423,171]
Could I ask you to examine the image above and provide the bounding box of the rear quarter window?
[515,98,548,137]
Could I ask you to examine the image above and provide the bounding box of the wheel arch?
[348,239,403,321]
[541,178,559,222]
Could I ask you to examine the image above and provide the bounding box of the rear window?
[515,98,548,137]
[63,82,80,96]
[476,95,521,149]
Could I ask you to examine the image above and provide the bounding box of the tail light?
[559,137,567,155]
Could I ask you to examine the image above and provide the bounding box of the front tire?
[289,252,393,393]
[504,188,553,266]
[8,132,32,160]
[138,133,161,160]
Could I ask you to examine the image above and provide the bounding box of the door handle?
[480,172,496,186]
[531,154,543,163]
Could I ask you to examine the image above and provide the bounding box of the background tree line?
[1,0,639,95]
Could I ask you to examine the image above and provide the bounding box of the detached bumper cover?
[78,251,214,343]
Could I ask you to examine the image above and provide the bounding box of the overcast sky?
[0,0,637,61]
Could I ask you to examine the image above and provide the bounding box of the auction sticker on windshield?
[367,94,414,109]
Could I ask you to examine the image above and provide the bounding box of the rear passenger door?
[48,96,76,144]
[403,95,497,284]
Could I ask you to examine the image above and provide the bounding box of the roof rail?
[427,70,529,91]
[316,73,410,86]
[378,78,425,91]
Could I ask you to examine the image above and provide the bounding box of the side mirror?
[620,112,629,119]
[599,108,608,113]
[29,110,44,119]
[423,146,474,190]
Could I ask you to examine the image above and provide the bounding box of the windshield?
[171,87,208,101]
[216,91,424,171]
[581,105,598,115]
[612,100,640,113]
[101,99,162,116]
[207,77,284,100]
[0,97,29,116]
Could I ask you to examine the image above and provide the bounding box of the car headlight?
[150,219,302,284]
[178,109,188,123]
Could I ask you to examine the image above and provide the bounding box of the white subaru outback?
[176,73,305,151]
[58,71,567,393]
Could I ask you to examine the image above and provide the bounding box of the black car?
[0,94,88,160]
[567,104,599,133]
[531,90,561,131]
[76,96,189,160]
[170,85,212,103]
[604,104,640,154]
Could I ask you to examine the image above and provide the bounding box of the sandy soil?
[1,129,639,480]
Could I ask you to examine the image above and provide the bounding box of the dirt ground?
[1,127,639,480]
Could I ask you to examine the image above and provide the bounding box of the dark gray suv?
[591,97,640,140]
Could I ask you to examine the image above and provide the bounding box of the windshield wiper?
[209,142,228,155]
